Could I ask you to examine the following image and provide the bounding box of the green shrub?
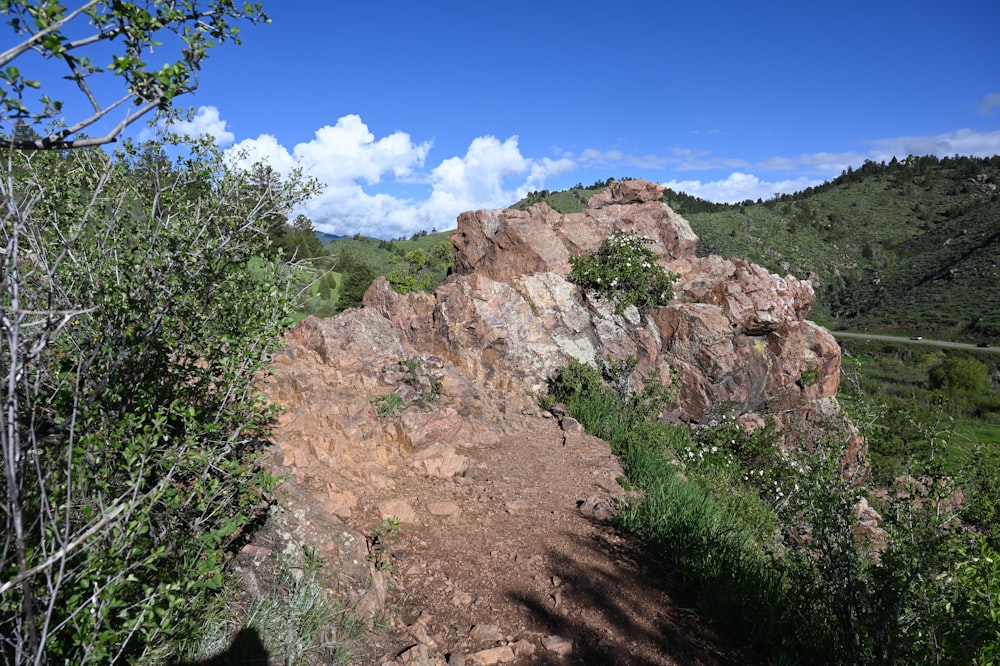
[569,231,679,314]
[799,364,821,387]
[1,138,315,662]
[929,356,990,393]
[385,241,453,294]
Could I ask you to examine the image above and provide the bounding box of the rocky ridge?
[254,179,857,664]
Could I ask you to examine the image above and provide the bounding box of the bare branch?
[0,504,125,596]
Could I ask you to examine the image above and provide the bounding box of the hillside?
[514,157,1000,341]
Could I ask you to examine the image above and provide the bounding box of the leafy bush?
[929,356,990,393]
[1,138,315,662]
[568,231,679,314]
[385,241,453,294]
[333,250,377,310]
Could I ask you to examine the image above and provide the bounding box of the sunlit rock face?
[265,179,863,488]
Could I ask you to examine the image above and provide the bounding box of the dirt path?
[309,415,754,665]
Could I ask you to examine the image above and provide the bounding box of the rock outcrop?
[256,180,869,662]
[265,179,861,491]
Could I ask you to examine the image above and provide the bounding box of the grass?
[547,360,788,648]
[545,353,1000,664]
[374,393,404,417]
[146,546,365,665]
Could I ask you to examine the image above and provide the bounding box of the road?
[831,331,1000,353]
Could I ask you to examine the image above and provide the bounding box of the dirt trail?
[266,413,753,665]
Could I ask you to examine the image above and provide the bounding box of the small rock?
[325,491,356,519]
[466,645,514,666]
[577,495,616,522]
[238,544,272,562]
[542,635,573,657]
[511,640,536,658]
[395,644,430,665]
[559,416,584,432]
[469,624,504,644]
[379,500,418,524]
[504,499,527,514]
[406,621,437,650]
[427,501,462,517]
[452,590,473,606]
[447,653,466,666]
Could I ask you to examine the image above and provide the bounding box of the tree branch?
[0,504,125,596]
[0,1,103,68]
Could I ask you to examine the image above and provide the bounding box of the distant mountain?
[315,231,344,245]
[512,157,1000,341]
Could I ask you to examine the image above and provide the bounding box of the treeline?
[767,154,1000,205]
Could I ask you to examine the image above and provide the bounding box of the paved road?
[831,331,1000,353]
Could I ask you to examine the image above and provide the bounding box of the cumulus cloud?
[224,115,573,238]
[226,133,297,173]
[164,106,234,145]
[662,172,824,204]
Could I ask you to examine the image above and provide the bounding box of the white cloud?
[215,110,1000,237]
[660,129,1000,203]
[863,128,1000,160]
[224,117,573,238]
[978,92,1000,116]
[662,172,824,204]
[226,133,297,173]
[292,115,432,187]
[755,151,864,177]
[165,106,234,145]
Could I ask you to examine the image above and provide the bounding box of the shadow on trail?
[508,527,758,666]
[168,627,269,666]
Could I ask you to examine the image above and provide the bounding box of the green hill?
[323,229,453,275]
[514,158,1000,342]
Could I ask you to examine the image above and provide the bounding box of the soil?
[246,411,758,665]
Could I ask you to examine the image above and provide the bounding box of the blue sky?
[20,1,1000,238]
